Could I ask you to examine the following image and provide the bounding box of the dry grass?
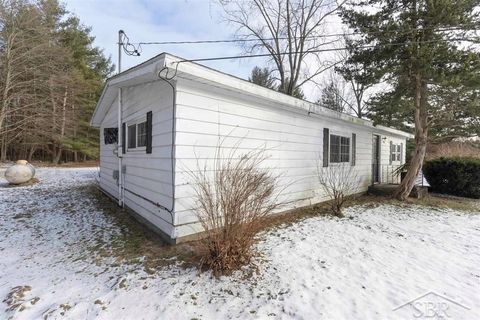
[0,160,99,168]
[187,145,282,276]
[426,142,480,160]
[86,186,197,272]
[348,193,480,212]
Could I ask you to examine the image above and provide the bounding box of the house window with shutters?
[127,118,147,151]
[391,143,402,162]
[330,134,350,163]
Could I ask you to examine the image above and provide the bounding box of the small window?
[104,128,118,145]
[391,143,402,161]
[137,122,147,147]
[330,134,350,163]
[128,124,136,149]
[127,120,147,150]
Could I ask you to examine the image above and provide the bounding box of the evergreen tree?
[278,80,305,99]
[317,81,346,113]
[340,0,480,199]
[249,66,276,89]
[0,0,112,163]
[249,66,305,99]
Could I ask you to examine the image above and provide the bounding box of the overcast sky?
[64,0,343,100]
[65,1,261,76]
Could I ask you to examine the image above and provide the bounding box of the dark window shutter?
[323,128,329,167]
[146,111,152,154]
[400,142,404,163]
[122,122,126,154]
[389,141,393,165]
[351,133,356,166]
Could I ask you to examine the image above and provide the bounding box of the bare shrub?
[188,144,281,276]
[317,164,359,217]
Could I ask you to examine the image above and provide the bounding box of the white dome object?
[4,160,36,185]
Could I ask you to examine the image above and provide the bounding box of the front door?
[372,135,380,183]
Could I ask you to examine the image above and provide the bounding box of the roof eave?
[374,125,414,139]
[90,54,168,128]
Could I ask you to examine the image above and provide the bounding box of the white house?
[90,53,413,243]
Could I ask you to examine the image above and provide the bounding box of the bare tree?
[0,0,112,163]
[0,1,44,160]
[218,0,345,96]
[187,142,281,275]
[316,164,359,217]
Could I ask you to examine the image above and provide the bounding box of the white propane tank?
[4,160,36,185]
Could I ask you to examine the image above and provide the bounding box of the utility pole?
[118,30,124,73]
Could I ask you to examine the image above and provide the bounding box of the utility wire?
[176,38,475,63]
[133,25,479,46]
[119,30,141,56]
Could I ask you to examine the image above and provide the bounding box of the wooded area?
[232,0,479,199]
[0,0,113,164]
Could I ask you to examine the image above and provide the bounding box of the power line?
[176,38,474,64]
[120,24,478,62]
[134,25,479,46]
[149,36,476,81]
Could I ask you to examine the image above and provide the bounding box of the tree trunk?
[0,135,7,161]
[52,145,62,165]
[394,75,428,200]
[28,145,36,162]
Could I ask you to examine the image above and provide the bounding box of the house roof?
[91,52,414,139]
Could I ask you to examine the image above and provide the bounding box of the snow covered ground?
[0,168,479,319]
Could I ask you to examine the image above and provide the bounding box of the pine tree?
[340,0,480,199]
[0,0,112,163]
[317,81,346,113]
[249,66,305,99]
[249,66,276,89]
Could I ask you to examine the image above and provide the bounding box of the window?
[127,120,147,150]
[137,122,147,147]
[103,128,118,145]
[128,124,136,149]
[330,134,350,163]
[391,143,402,161]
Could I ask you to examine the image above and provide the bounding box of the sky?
[64,1,263,81]
[64,0,343,101]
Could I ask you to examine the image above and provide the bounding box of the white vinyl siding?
[172,78,392,238]
[98,80,175,239]
[98,71,408,242]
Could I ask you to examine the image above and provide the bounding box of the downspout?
[157,66,177,234]
[117,87,123,207]
[117,30,124,207]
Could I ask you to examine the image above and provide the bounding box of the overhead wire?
[120,24,479,79]
[132,24,479,46]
